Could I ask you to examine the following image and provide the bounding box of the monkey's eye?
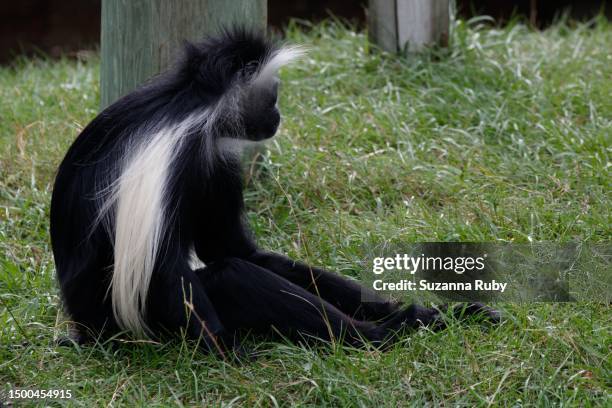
[243,61,260,79]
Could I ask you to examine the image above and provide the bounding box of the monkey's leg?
[55,246,118,345]
[192,214,398,322]
[245,251,400,322]
[147,262,229,352]
[196,258,436,347]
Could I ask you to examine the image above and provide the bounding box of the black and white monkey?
[51,29,498,353]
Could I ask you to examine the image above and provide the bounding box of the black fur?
[50,29,498,352]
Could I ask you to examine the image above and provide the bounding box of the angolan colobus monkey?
[51,29,498,353]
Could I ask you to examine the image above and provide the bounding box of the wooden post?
[368,0,399,53]
[368,0,449,53]
[100,0,267,109]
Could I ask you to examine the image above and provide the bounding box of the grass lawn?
[1,18,610,406]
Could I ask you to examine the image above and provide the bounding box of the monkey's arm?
[147,258,232,353]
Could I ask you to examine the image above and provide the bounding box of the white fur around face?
[251,46,306,88]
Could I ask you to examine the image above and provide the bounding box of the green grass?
[1,18,611,406]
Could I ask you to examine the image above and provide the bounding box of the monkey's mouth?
[247,111,280,141]
[253,124,279,141]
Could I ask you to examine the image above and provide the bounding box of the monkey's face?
[240,79,281,141]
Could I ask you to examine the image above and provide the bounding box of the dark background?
[1,0,608,63]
